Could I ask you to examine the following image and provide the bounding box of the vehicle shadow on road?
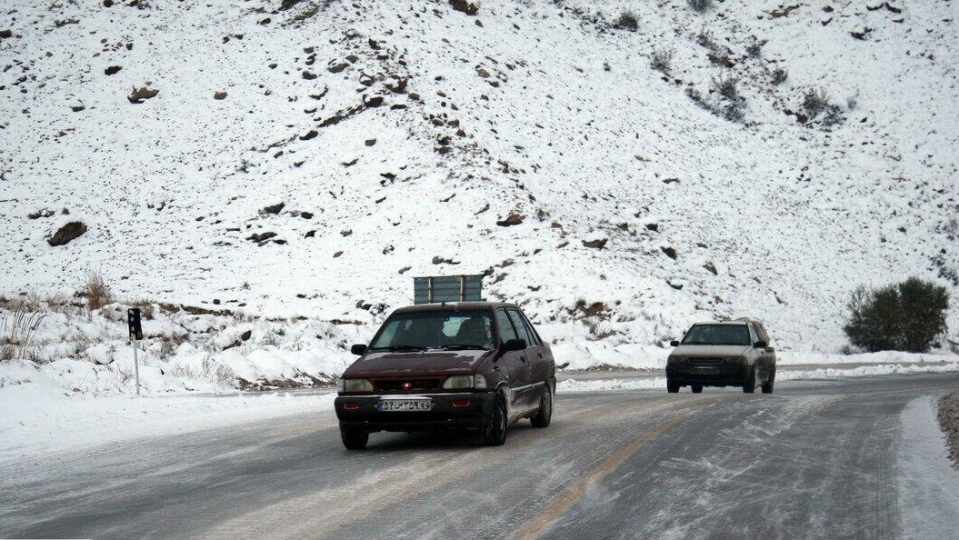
[358,423,541,452]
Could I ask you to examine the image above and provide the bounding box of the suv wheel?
[340,427,369,450]
[667,379,680,393]
[762,372,775,394]
[531,384,553,428]
[691,385,703,394]
[743,367,757,394]
[483,397,508,446]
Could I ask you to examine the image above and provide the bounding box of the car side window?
[495,310,518,343]
[747,324,759,344]
[507,310,533,347]
[515,310,541,346]
[756,323,770,344]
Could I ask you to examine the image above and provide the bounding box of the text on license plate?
[376,399,433,412]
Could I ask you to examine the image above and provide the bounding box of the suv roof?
[392,301,517,314]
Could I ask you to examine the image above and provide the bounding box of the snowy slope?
[2,0,957,365]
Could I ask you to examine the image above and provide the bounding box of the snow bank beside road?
[0,382,335,465]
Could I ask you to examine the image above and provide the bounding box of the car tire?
[691,385,703,394]
[530,383,553,428]
[340,427,369,450]
[743,367,757,394]
[483,396,508,446]
[762,372,775,394]
[667,379,680,393]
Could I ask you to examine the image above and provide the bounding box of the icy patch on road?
[0,384,335,465]
[898,396,959,540]
[557,363,959,393]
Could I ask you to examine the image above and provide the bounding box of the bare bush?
[696,29,717,50]
[802,88,831,118]
[171,356,236,386]
[712,73,740,100]
[746,39,765,58]
[688,0,714,13]
[614,10,638,31]
[159,333,188,360]
[651,48,674,73]
[82,270,113,311]
[113,364,135,384]
[0,302,46,362]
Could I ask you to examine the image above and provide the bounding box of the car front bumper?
[666,363,752,387]
[334,391,496,433]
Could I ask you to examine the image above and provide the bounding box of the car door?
[509,309,552,398]
[494,309,532,412]
[507,309,542,410]
[748,323,769,381]
[755,322,776,372]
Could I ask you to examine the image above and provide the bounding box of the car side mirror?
[670,340,680,347]
[350,344,368,355]
[754,341,767,349]
[500,338,527,353]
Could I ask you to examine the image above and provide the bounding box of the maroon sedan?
[335,302,556,449]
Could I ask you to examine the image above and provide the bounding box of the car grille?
[373,379,442,392]
[689,357,724,365]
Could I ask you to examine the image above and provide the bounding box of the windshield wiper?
[439,344,491,351]
[369,344,429,352]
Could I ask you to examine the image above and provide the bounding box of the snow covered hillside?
[2,0,957,365]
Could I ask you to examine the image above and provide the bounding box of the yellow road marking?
[508,413,690,540]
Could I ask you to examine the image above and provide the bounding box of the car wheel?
[762,372,775,394]
[531,383,553,428]
[483,396,508,446]
[667,379,680,393]
[691,384,703,394]
[340,427,369,450]
[743,367,757,394]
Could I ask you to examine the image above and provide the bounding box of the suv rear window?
[369,311,494,351]
[682,324,751,346]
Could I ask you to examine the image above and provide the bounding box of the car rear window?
[369,310,494,351]
[681,324,751,346]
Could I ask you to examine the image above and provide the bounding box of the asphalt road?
[3,373,959,540]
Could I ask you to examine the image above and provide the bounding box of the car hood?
[344,349,495,378]
[671,344,751,357]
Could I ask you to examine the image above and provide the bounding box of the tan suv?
[666,319,776,394]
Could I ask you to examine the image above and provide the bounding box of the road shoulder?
[898,395,959,540]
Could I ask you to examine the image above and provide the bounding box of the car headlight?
[339,378,373,393]
[667,356,687,365]
[442,374,487,389]
[723,356,747,364]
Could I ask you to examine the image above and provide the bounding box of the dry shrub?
[171,356,236,386]
[0,302,46,362]
[688,0,714,13]
[651,48,673,73]
[82,270,113,311]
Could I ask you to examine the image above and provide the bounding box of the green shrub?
[843,278,949,353]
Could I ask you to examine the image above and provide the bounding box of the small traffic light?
[127,308,143,341]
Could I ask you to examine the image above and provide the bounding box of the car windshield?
[681,324,751,346]
[368,310,494,351]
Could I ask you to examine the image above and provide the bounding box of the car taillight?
[344,402,360,410]
[452,399,470,408]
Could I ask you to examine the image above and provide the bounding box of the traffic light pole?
[132,337,140,396]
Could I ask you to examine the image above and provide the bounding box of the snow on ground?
[0,0,957,359]
[898,396,959,540]
[0,384,335,465]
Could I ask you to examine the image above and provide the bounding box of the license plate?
[376,399,433,412]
